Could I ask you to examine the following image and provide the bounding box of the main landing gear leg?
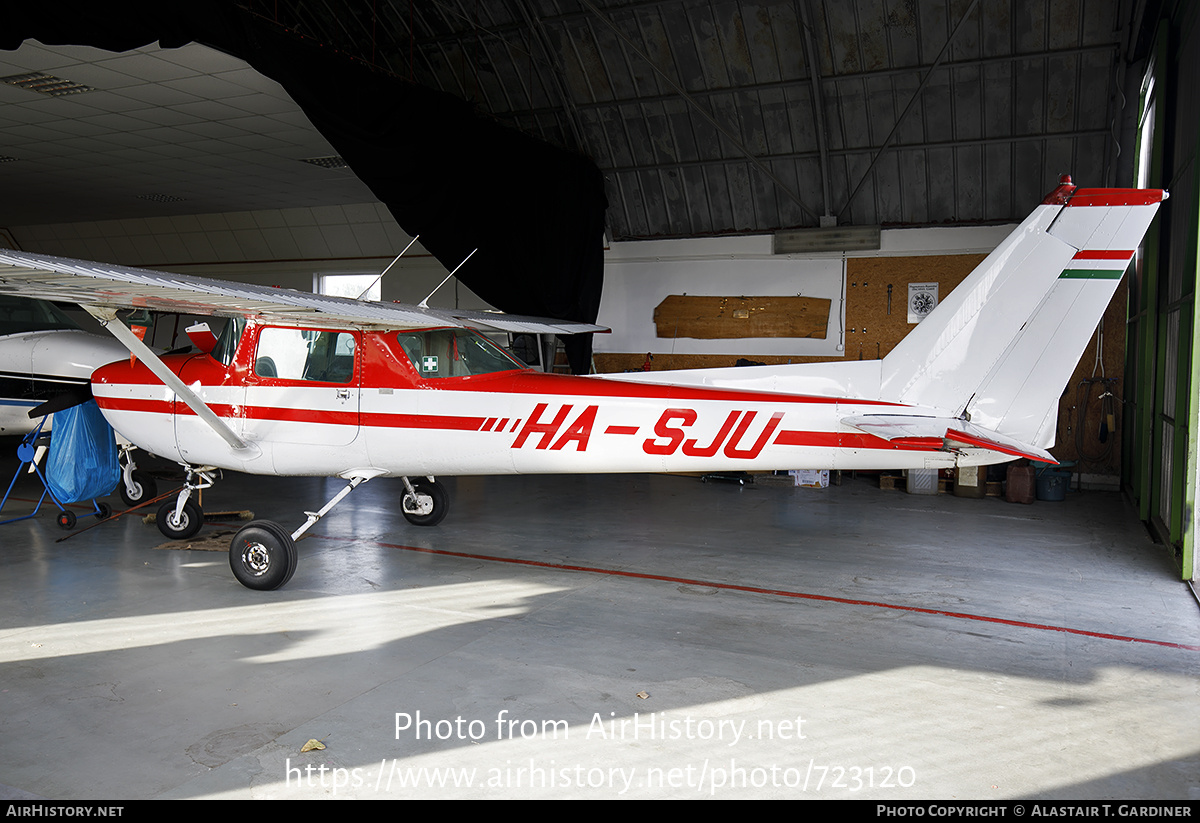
[401,476,449,527]
[229,474,375,591]
[156,465,217,540]
[118,446,157,507]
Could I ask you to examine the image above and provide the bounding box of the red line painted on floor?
[306,534,1200,652]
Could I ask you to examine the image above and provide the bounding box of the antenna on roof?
[356,234,420,301]
[419,248,477,309]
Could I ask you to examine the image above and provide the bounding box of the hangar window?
[315,272,380,302]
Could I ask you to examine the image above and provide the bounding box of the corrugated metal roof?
[245,0,1131,239]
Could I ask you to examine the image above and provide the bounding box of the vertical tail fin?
[880,176,1166,447]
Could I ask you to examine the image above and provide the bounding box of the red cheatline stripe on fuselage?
[105,373,898,406]
[385,372,904,407]
[94,396,173,414]
[245,406,357,426]
[93,395,366,427]
[366,413,485,430]
[95,370,904,407]
[95,391,948,454]
[299,534,1200,652]
[96,394,487,432]
[773,430,943,452]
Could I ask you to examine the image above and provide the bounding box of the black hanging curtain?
[4,1,606,373]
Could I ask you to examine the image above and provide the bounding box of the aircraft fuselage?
[91,321,964,478]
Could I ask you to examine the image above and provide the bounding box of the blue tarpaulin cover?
[46,400,119,504]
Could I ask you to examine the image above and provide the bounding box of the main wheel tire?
[57,510,76,530]
[402,478,449,527]
[156,498,203,540]
[119,471,157,507]
[230,521,297,590]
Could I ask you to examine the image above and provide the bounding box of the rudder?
[880,176,1166,448]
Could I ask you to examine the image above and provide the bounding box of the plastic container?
[1006,465,1035,504]
[1036,469,1072,501]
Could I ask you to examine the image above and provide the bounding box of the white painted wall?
[597,223,1017,358]
[9,203,495,314]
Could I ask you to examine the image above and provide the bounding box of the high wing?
[0,249,606,335]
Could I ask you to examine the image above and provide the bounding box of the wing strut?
[355,234,420,300]
[83,306,261,458]
[419,248,477,308]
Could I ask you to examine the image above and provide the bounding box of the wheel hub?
[243,544,270,574]
[404,493,433,516]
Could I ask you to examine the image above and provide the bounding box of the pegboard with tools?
[842,254,986,360]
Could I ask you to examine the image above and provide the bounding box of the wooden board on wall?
[653,294,831,339]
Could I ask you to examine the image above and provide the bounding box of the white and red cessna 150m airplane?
[0,176,1166,590]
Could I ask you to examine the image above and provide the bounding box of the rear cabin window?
[254,328,356,383]
[396,328,525,379]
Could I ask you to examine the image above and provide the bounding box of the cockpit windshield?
[211,318,245,366]
[396,328,527,379]
[0,296,84,335]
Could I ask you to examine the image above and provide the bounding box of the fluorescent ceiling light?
[0,71,95,97]
[301,156,349,169]
[774,225,881,253]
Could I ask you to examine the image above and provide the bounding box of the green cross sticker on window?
[422,355,438,373]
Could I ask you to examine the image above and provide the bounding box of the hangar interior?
[0,0,1198,801]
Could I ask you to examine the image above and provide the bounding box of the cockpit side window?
[254,327,356,383]
[395,328,525,379]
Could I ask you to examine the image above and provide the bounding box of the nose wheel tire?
[402,479,448,527]
[120,471,157,507]
[156,499,203,540]
[230,521,297,590]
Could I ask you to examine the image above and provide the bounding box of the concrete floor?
[0,455,1197,800]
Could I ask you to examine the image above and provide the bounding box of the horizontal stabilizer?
[842,414,1057,464]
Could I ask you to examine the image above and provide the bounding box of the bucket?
[1035,469,1071,501]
